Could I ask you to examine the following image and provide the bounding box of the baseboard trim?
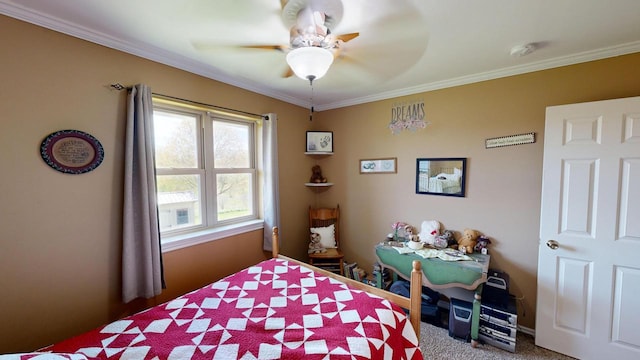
[517,325,535,336]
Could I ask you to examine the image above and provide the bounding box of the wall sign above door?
[388,99,429,134]
[40,129,104,174]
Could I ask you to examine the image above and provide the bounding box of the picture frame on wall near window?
[306,131,333,153]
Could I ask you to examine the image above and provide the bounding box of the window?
[176,209,189,225]
[153,99,259,243]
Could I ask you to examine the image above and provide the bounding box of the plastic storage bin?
[448,298,472,342]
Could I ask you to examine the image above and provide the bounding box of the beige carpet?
[419,322,576,360]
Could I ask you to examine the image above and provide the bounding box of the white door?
[536,96,640,359]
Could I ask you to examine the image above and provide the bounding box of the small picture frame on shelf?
[306,131,333,153]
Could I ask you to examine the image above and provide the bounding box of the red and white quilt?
[40,258,422,359]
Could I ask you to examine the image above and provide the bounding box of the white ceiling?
[2,0,640,110]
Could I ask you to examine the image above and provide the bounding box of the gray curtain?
[262,113,280,251]
[122,84,164,303]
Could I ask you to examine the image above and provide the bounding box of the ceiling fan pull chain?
[309,77,315,121]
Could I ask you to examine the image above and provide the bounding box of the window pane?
[157,174,202,231]
[213,121,250,168]
[216,173,253,221]
[154,110,198,168]
[176,209,189,225]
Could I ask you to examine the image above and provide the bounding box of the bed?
[418,167,462,194]
[3,227,423,360]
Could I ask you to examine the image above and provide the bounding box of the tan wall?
[0,15,313,353]
[312,54,640,330]
[1,13,640,353]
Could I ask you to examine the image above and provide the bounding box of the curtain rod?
[110,83,269,120]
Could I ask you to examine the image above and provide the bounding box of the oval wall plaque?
[40,129,104,174]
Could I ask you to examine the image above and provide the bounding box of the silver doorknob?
[546,240,559,250]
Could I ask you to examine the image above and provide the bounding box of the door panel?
[619,159,640,240]
[612,266,640,348]
[537,96,640,360]
[555,257,591,334]
[560,159,597,235]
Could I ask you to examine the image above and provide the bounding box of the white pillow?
[310,224,336,248]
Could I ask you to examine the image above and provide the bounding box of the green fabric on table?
[394,247,474,261]
[376,244,489,287]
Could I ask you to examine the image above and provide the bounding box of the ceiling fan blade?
[193,41,287,52]
[335,32,359,43]
[239,44,288,52]
[282,66,294,78]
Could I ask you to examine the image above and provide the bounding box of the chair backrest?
[309,205,340,248]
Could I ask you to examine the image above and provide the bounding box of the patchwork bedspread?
[41,258,422,359]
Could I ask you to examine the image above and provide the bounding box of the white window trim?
[153,97,263,250]
[161,219,264,253]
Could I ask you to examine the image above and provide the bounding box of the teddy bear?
[457,228,479,254]
[404,224,423,249]
[404,224,419,242]
[418,220,440,246]
[308,232,327,254]
[474,235,491,253]
[433,229,455,249]
[309,165,327,183]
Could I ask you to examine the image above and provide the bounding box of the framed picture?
[306,131,333,153]
[415,158,466,197]
[359,157,397,174]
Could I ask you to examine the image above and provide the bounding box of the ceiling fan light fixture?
[286,46,334,81]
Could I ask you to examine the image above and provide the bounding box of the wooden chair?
[308,205,344,275]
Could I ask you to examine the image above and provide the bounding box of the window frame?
[204,115,259,226]
[152,98,262,251]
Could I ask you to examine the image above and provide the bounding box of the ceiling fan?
[284,0,359,82]
[196,0,360,82]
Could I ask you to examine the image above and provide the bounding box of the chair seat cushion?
[309,247,343,258]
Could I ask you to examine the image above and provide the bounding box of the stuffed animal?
[405,224,423,249]
[474,235,492,253]
[404,224,419,242]
[308,232,327,254]
[309,165,327,183]
[434,229,454,249]
[457,228,479,254]
[418,220,441,246]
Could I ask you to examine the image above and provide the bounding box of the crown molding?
[316,41,640,111]
[2,2,639,112]
[0,2,307,107]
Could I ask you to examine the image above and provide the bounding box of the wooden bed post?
[410,260,422,337]
[272,226,279,258]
